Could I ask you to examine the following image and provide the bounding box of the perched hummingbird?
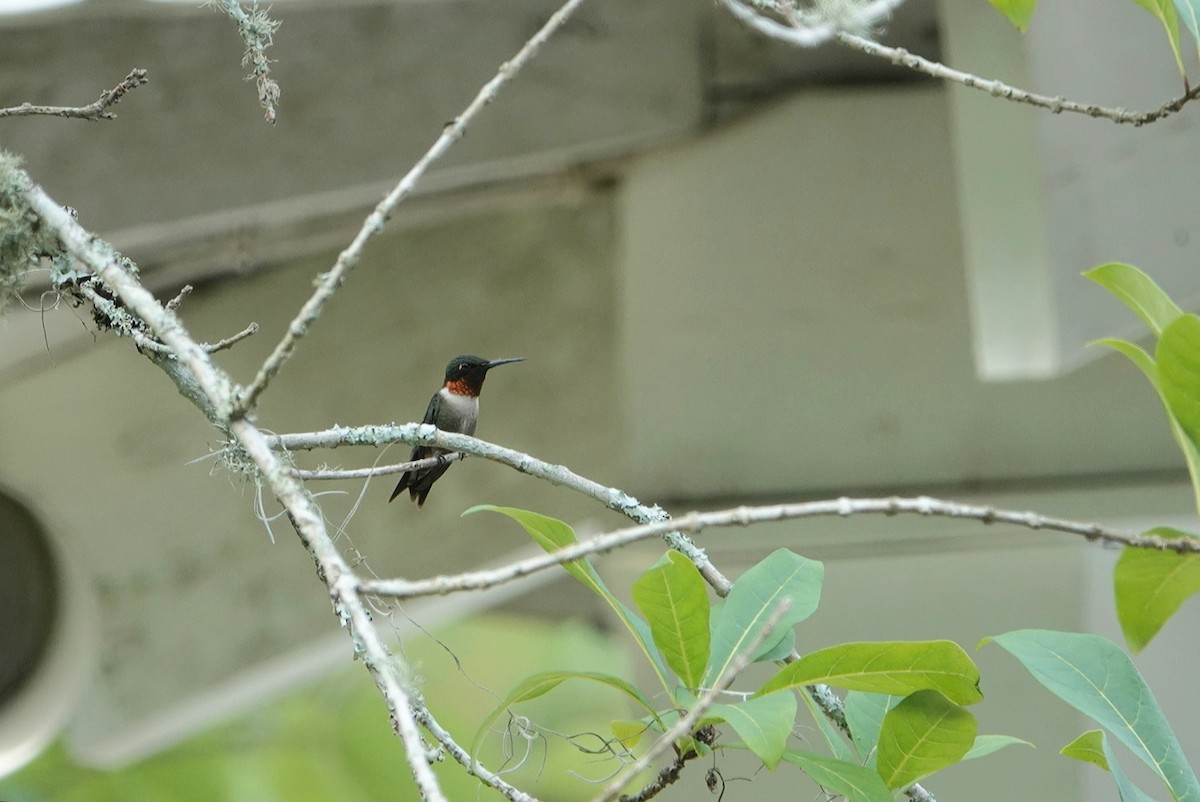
[389,354,524,507]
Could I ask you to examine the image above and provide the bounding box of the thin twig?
[231,0,591,417]
[76,283,172,354]
[292,452,464,480]
[0,69,149,121]
[837,30,1200,126]
[722,0,1200,126]
[166,285,193,311]
[412,701,542,802]
[80,282,258,356]
[205,321,259,353]
[359,495,1179,599]
[593,601,791,802]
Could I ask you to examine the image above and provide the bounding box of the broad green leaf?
[466,506,672,690]
[471,671,660,764]
[1096,338,1200,516]
[611,719,651,749]
[988,0,1037,31]
[709,598,797,663]
[1115,527,1200,651]
[705,549,823,684]
[964,734,1033,761]
[1065,729,1163,802]
[802,690,858,764]
[757,628,797,663]
[875,690,977,790]
[1175,0,1200,40]
[757,641,982,705]
[1157,315,1200,452]
[1061,730,1108,770]
[1085,263,1183,336]
[632,551,711,689]
[779,750,894,802]
[1101,729,1164,802]
[989,629,1200,802]
[708,693,797,769]
[1128,0,1187,74]
[674,688,796,768]
[844,691,900,767]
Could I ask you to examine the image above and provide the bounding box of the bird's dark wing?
[389,392,445,504]
[420,391,442,425]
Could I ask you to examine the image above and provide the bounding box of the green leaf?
[875,690,977,790]
[1127,0,1187,74]
[1158,315,1200,451]
[632,551,711,689]
[708,693,798,770]
[802,690,858,764]
[1097,338,1157,375]
[710,598,798,664]
[1115,527,1200,651]
[963,734,1033,760]
[1061,730,1109,770]
[1065,729,1163,802]
[844,691,900,767]
[1101,729,1164,802]
[471,671,661,765]
[705,549,823,685]
[1175,0,1200,40]
[987,0,1038,31]
[611,719,651,750]
[466,506,672,690]
[1096,338,1200,516]
[757,641,982,705]
[674,687,796,768]
[779,750,894,802]
[757,628,797,663]
[989,629,1200,802]
[1085,263,1184,336]
[464,505,599,591]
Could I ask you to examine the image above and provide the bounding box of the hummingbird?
[389,354,524,507]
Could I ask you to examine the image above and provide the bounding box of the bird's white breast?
[438,386,479,435]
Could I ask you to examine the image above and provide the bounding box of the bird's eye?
[459,363,468,371]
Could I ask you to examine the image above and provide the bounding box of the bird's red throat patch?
[445,378,477,397]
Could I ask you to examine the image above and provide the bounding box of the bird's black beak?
[485,357,524,370]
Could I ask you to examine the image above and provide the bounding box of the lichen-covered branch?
[209,0,281,124]
[0,68,148,121]
[357,494,1172,599]
[723,0,1200,126]
[412,702,542,802]
[291,451,464,480]
[268,423,729,591]
[15,169,450,802]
